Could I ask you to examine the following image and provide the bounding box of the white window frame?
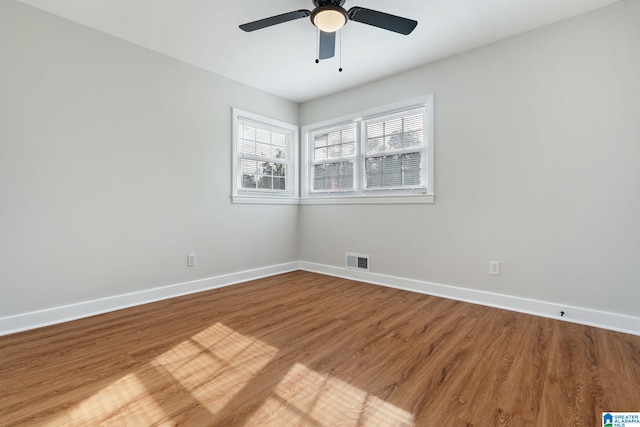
[232,108,299,204]
[301,95,434,204]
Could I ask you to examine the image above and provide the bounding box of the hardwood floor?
[1,271,639,426]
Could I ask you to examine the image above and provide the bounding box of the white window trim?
[232,108,299,205]
[301,95,434,205]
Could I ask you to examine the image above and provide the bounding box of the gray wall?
[2,0,638,322]
[299,1,640,317]
[0,1,299,317]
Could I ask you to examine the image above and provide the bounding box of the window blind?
[311,125,357,191]
[237,117,289,191]
[363,108,425,190]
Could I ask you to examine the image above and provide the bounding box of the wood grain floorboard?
[1,271,639,426]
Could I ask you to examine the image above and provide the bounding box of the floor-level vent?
[346,253,370,272]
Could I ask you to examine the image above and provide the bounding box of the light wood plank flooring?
[1,271,639,426]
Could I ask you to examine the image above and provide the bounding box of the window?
[310,124,357,192]
[301,96,434,204]
[363,107,426,191]
[232,108,298,204]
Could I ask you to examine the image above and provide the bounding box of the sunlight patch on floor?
[45,323,413,425]
[247,362,416,426]
[49,372,168,425]
[47,322,277,425]
[152,322,278,414]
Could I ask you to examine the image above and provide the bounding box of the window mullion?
[363,147,423,158]
[356,119,364,193]
[241,153,288,165]
[311,155,357,166]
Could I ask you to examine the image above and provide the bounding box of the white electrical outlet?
[187,253,196,267]
[489,260,500,275]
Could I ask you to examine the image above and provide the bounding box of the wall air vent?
[346,252,370,272]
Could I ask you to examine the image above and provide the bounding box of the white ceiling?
[18,0,619,103]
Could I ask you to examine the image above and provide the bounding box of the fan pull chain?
[315,28,320,64]
[313,28,343,71]
[338,29,343,72]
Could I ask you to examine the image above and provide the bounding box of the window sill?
[232,194,434,205]
[299,194,434,205]
[232,195,300,205]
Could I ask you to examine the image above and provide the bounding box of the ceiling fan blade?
[347,7,418,35]
[318,30,336,60]
[239,10,311,32]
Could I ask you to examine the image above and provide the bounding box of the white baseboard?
[2,261,638,337]
[299,261,640,336]
[0,262,299,337]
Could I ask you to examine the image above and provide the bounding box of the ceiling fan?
[239,0,418,61]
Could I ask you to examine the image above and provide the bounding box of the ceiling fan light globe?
[312,6,347,32]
